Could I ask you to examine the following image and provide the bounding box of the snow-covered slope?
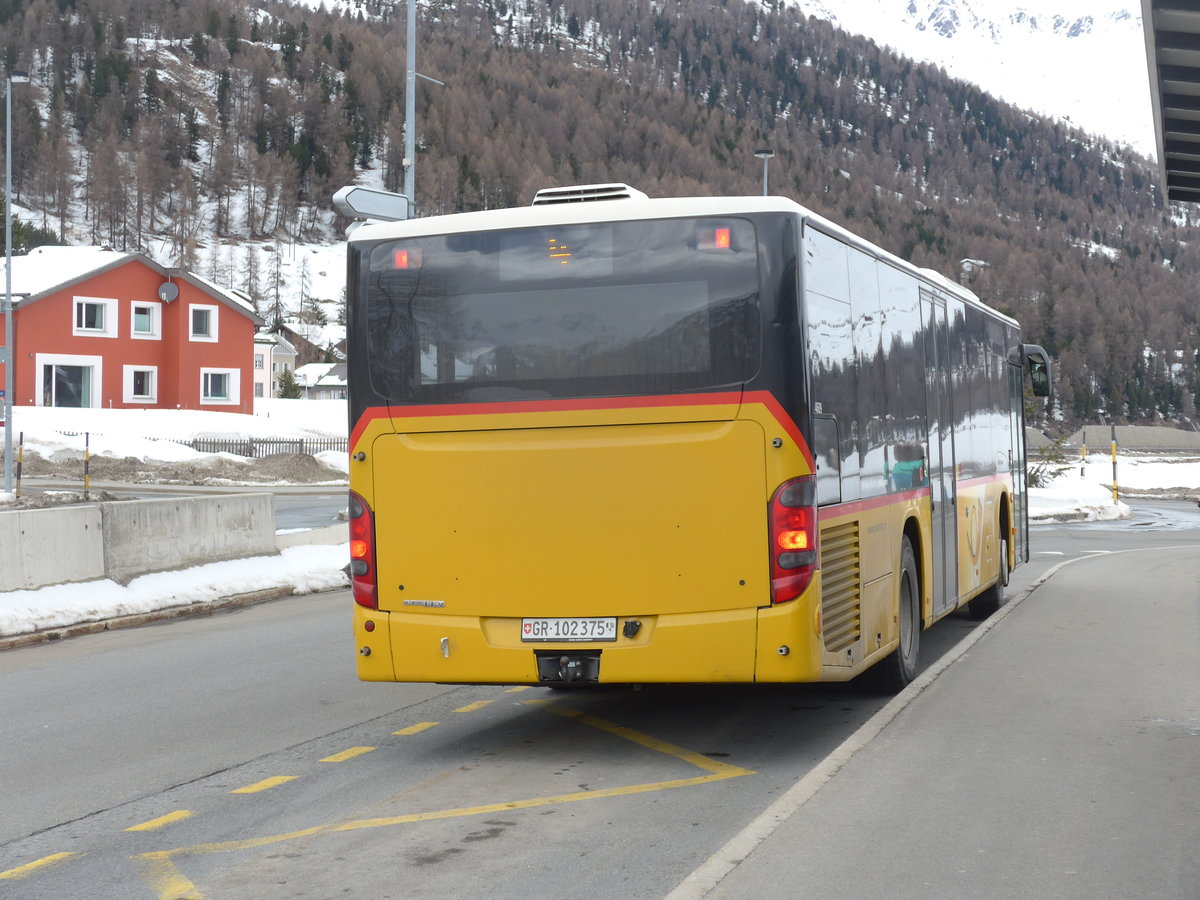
[791,0,1154,154]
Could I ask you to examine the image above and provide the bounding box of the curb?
[664,556,1082,900]
[0,585,303,652]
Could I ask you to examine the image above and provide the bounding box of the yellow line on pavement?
[505,686,533,692]
[394,721,439,735]
[133,851,205,900]
[320,746,376,763]
[0,852,82,880]
[133,704,754,865]
[538,704,754,778]
[454,700,494,713]
[126,810,194,832]
[230,776,299,794]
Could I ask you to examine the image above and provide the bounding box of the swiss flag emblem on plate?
[522,622,532,635]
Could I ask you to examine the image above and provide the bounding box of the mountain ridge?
[0,0,1195,428]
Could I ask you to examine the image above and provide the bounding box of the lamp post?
[4,69,29,494]
[755,148,775,196]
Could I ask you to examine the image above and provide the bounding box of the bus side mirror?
[1022,344,1051,398]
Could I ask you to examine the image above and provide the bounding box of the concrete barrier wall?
[276,522,347,549]
[0,506,106,592]
[101,494,277,585]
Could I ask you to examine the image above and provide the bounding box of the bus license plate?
[521,617,617,643]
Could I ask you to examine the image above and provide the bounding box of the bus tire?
[873,537,920,693]
[968,537,1008,620]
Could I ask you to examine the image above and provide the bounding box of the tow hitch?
[535,651,601,684]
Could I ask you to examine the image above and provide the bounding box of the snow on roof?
[255,330,298,354]
[294,362,337,386]
[0,245,132,297]
[183,270,260,318]
[2,245,261,324]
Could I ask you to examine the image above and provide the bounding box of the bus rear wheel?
[968,537,1008,620]
[872,537,920,693]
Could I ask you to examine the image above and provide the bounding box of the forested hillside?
[1,0,1198,428]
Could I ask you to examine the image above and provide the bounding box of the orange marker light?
[394,249,410,269]
[714,227,731,249]
[778,531,809,551]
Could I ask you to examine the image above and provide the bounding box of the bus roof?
[345,189,1014,325]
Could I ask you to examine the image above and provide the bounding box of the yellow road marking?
[394,721,439,735]
[320,746,375,763]
[454,700,494,713]
[0,852,82,880]
[505,686,533,693]
[230,776,299,794]
[131,704,754,866]
[126,810,194,832]
[133,851,205,899]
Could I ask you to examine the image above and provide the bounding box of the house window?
[254,382,264,398]
[203,371,229,400]
[130,302,162,340]
[123,365,158,403]
[200,368,239,405]
[190,304,219,342]
[72,297,118,338]
[254,353,265,369]
[37,354,103,408]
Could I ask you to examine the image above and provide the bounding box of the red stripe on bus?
[817,472,1013,520]
[818,488,932,520]
[351,390,812,466]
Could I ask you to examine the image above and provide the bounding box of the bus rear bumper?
[354,601,824,684]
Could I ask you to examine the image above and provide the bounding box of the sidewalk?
[675,548,1200,900]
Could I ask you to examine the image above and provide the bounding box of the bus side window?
[813,415,841,505]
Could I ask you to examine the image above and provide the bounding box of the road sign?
[332,186,411,222]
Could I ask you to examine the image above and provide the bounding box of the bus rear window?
[363,218,760,402]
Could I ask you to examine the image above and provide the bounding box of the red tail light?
[348,491,378,610]
[769,476,818,604]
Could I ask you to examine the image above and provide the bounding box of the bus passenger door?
[921,290,957,617]
[1008,361,1029,564]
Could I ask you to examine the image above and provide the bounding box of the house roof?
[293,362,338,386]
[255,329,298,355]
[1142,0,1200,202]
[315,363,347,387]
[0,245,263,324]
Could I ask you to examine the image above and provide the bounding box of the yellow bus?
[344,184,1050,691]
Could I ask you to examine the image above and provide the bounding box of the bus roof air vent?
[531,183,650,206]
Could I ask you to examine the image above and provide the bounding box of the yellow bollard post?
[1110,426,1118,504]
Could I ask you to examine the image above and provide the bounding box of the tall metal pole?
[4,71,27,493]
[403,0,416,212]
[5,77,16,492]
[755,148,774,197]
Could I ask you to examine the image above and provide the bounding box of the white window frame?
[35,353,104,408]
[200,367,240,405]
[72,296,119,338]
[123,365,158,403]
[190,304,219,342]
[254,353,265,370]
[130,301,162,341]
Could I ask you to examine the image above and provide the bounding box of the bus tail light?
[769,476,818,604]
[348,490,378,610]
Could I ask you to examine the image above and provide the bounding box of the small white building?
[294,362,347,400]
[253,330,298,407]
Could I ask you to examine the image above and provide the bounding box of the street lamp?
[755,148,775,196]
[4,69,29,494]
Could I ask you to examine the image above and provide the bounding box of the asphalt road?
[0,505,1195,898]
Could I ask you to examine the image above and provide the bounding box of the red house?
[0,246,263,413]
